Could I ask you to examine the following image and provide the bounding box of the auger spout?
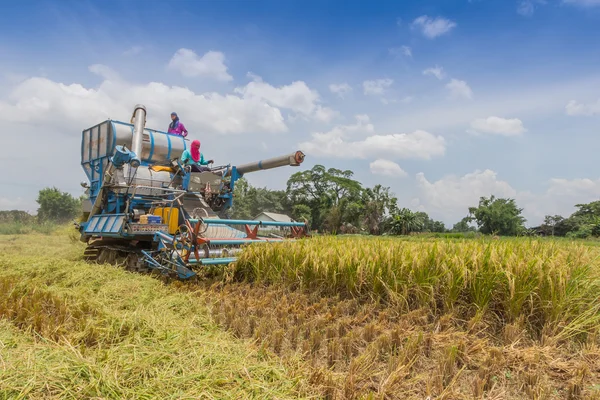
[233,151,305,176]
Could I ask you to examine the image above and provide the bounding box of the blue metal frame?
[78,117,309,281]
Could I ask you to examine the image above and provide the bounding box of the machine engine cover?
[188,171,223,192]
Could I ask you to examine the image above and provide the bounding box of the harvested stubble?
[0,228,316,399]
[232,236,600,341]
[201,281,600,400]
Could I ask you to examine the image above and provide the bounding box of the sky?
[1,0,600,227]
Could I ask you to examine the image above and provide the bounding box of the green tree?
[0,210,35,224]
[412,211,446,233]
[231,178,252,219]
[389,208,424,235]
[451,217,477,233]
[362,185,398,235]
[467,195,526,236]
[36,187,81,223]
[292,204,312,225]
[539,215,565,236]
[286,165,363,230]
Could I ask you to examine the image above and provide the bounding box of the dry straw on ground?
[1,228,600,399]
[199,235,600,399]
[0,229,316,399]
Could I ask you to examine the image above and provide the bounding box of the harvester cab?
[77,104,309,280]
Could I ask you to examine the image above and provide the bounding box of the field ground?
[1,226,600,399]
[0,228,314,399]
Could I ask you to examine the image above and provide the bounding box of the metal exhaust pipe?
[130,104,147,168]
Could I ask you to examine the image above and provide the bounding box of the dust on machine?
[77,104,309,280]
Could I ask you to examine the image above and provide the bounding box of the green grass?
[0,221,58,235]
[0,227,316,399]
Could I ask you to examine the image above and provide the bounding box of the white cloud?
[235,77,319,115]
[517,0,548,16]
[369,159,408,177]
[415,169,600,226]
[363,79,393,96]
[123,45,143,56]
[562,0,600,6]
[235,74,336,122]
[445,79,473,100]
[0,65,294,135]
[423,66,445,80]
[298,115,446,160]
[167,48,233,82]
[517,0,536,15]
[468,116,527,136]
[411,15,457,39]
[329,83,353,98]
[415,169,517,223]
[314,105,339,123]
[389,46,412,58]
[565,99,600,116]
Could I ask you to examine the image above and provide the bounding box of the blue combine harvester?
[76,104,309,280]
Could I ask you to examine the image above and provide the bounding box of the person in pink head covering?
[180,140,213,172]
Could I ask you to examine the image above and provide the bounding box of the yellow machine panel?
[152,207,180,235]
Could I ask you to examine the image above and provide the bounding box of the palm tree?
[390,208,423,235]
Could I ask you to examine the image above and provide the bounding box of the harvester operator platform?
[167,111,214,173]
[180,140,214,173]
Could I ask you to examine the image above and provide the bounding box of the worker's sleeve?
[181,150,190,164]
[199,153,209,165]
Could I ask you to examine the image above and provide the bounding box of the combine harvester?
[76,104,309,280]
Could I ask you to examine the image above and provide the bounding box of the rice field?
[232,236,600,342]
[1,228,600,399]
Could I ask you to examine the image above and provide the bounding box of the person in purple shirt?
[168,112,188,137]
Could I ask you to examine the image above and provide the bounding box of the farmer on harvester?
[181,140,213,172]
[168,112,188,137]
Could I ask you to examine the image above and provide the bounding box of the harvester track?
[83,239,151,274]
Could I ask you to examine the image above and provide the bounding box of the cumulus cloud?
[414,169,600,226]
[423,66,445,80]
[329,83,353,98]
[565,99,600,116]
[369,159,407,177]
[517,0,547,16]
[363,79,393,96]
[0,65,300,135]
[411,15,457,39]
[236,74,337,122]
[298,115,446,160]
[468,116,527,136]
[389,46,412,58]
[314,105,340,123]
[167,48,233,81]
[415,170,517,222]
[235,77,318,115]
[445,79,473,100]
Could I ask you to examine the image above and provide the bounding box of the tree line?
[4,165,600,239]
[232,164,600,238]
[233,165,458,235]
[0,187,82,225]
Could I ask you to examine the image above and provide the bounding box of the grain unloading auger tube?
[77,103,310,280]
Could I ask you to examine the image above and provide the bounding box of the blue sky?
[1,0,600,226]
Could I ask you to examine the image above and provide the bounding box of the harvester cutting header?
[77,104,308,280]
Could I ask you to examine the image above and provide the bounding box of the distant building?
[253,212,294,231]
